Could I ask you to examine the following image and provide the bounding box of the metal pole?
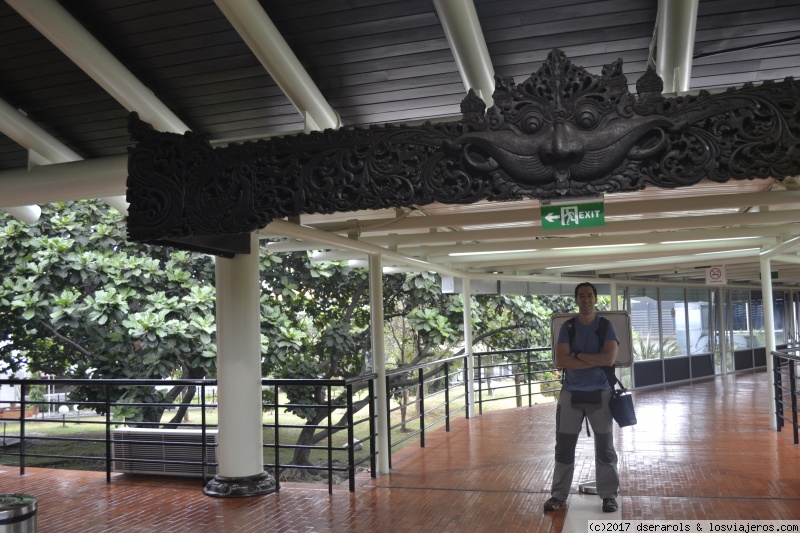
[462,277,475,418]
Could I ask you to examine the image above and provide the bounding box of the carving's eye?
[574,105,600,130]
[519,110,544,133]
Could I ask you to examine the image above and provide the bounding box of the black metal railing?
[772,347,800,444]
[473,347,557,415]
[262,375,377,494]
[0,348,559,493]
[383,348,557,465]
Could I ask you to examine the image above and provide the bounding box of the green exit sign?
[541,202,605,230]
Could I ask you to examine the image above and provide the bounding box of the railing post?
[273,385,281,492]
[346,383,356,492]
[19,381,26,476]
[444,361,451,432]
[201,382,209,488]
[527,350,533,407]
[418,368,425,448]
[774,354,784,431]
[327,383,333,495]
[477,353,483,415]
[790,359,798,444]
[463,363,470,420]
[105,383,112,482]
[385,375,393,469]
[368,379,377,478]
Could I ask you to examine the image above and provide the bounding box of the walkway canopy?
[1,0,800,284]
[3,0,800,497]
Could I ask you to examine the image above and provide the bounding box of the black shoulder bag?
[603,367,637,427]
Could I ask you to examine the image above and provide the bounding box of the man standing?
[544,282,620,513]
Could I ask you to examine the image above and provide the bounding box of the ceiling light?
[552,243,645,250]
[659,236,758,245]
[449,248,537,257]
[694,248,760,256]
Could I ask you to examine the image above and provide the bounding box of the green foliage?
[1,201,569,462]
[0,201,217,424]
[632,331,680,360]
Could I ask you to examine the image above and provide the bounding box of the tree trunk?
[400,389,409,431]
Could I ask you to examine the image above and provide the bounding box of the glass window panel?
[773,292,787,346]
[747,290,762,349]
[686,288,712,356]
[660,287,686,357]
[731,289,753,350]
[629,287,660,360]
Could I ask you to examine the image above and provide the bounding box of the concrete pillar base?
[203,471,276,498]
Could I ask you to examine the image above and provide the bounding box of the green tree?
[0,201,217,425]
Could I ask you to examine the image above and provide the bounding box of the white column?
[610,280,619,311]
[205,232,273,496]
[462,277,475,417]
[760,256,778,431]
[369,254,391,475]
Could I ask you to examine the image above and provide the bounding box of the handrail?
[771,347,800,444]
[0,349,559,493]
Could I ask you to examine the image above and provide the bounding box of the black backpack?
[564,316,619,388]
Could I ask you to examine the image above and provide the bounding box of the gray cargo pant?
[550,388,619,501]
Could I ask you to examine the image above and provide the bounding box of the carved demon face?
[449,50,675,194]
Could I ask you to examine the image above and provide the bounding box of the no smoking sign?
[705,265,727,285]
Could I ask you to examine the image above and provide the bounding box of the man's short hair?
[574,282,597,299]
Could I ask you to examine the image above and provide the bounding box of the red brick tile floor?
[1,370,798,532]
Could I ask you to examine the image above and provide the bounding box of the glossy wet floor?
[1,370,798,532]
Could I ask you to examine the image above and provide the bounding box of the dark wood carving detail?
[127,49,800,256]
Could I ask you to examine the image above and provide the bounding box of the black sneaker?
[602,497,618,512]
[543,496,564,511]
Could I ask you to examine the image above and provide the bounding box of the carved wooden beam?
[127,49,800,256]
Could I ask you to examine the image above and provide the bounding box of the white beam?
[262,219,465,278]
[0,97,128,215]
[7,0,188,135]
[3,205,41,224]
[433,0,495,108]
[308,191,800,234]
[540,248,761,275]
[0,155,127,208]
[409,227,789,259]
[657,0,699,94]
[453,238,777,269]
[214,0,340,132]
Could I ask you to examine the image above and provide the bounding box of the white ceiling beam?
[307,190,800,234]
[214,0,340,132]
[3,205,41,224]
[6,0,194,215]
[459,239,777,271]
[262,220,465,278]
[358,210,800,249]
[433,0,495,108]
[540,248,762,276]
[0,156,127,208]
[0,97,127,215]
[7,0,188,135]
[657,0,699,94]
[759,235,800,259]
[398,225,797,258]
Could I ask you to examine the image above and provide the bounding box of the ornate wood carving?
[127,49,800,256]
